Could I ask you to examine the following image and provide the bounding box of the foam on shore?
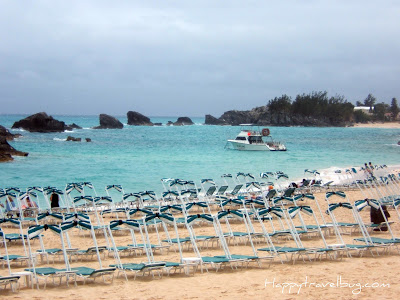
[315,164,400,186]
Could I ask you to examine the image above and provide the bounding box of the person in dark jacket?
[50,193,60,208]
[370,205,390,231]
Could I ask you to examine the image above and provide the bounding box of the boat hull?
[227,140,278,151]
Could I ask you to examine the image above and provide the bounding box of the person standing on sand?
[364,163,373,177]
[50,192,60,208]
[370,205,390,231]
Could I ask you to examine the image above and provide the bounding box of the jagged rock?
[0,125,22,141]
[127,111,153,126]
[0,136,28,162]
[173,117,194,126]
[205,115,227,125]
[85,138,91,142]
[66,136,81,142]
[93,114,123,129]
[154,123,163,126]
[166,121,173,126]
[68,123,82,129]
[218,110,254,125]
[12,112,67,132]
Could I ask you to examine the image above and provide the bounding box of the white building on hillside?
[354,106,374,115]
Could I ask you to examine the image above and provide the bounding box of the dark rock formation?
[204,115,227,125]
[0,136,28,162]
[85,138,91,142]
[68,123,82,129]
[0,125,22,140]
[205,105,350,126]
[66,136,82,142]
[166,121,173,126]
[127,111,153,126]
[154,123,163,126]
[173,117,194,126]
[0,153,13,162]
[12,112,67,132]
[93,114,123,129]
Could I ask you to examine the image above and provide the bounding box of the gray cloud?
[1,1,399,116]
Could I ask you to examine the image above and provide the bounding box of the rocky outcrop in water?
[173,117,194,126]
[0,125,28,162]
[93,114,123,129]
[68,123,82,129]
[127,111,153,126]
[66,136,92,142]
[205,106,348,126]
[66,136,82,142]
[0,136,28,162]
[11,112,68,132]
[204,115,227,125]
[0,125,22,140]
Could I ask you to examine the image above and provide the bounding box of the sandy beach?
[351,122,400,129]
[1,180,400,300]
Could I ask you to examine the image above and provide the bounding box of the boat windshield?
[235,136,247,141]
[248,136,263,144]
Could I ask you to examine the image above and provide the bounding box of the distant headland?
[205,91,400,127]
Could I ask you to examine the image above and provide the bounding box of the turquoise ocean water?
[1,115,399,195]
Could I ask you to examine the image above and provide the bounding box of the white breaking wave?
[53,138,67,142]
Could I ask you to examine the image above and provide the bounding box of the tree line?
[267,92,399,123]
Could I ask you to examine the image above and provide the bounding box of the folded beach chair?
[216,185,228,196]
[71,266,116,284]
[0,254,30,267]
[110,262,167,280]
[107,245,140,257]
[226,184,244,197]
[35,248,64,264]
[199,256,232,272]
[257,246,308,264]
[353,237,400,254]
[25,267,77,288]
[75,246,107,261]
[0,275,20,292]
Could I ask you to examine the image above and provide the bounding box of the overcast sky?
[0,1,399,117]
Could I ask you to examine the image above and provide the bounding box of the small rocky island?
[93,114,123,129]
[12,112,69,132]
[173,117,194,126]
[127,111,154,126]
[11,112,83,132]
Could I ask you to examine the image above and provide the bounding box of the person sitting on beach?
[21,196,38,209]
[21,196,38,217]
[5,195,19,218]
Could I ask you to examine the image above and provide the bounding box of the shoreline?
[350,122,400,129]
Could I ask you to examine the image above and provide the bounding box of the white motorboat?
[226,126,287,151]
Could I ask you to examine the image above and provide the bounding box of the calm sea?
[1,114,399,195]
